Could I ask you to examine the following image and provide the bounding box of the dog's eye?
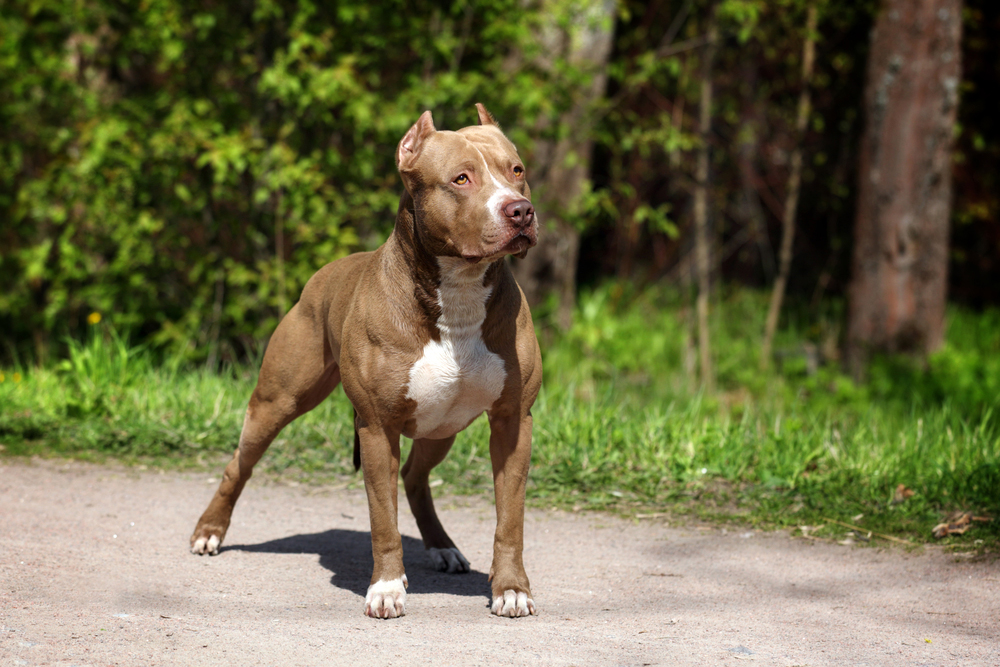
[513,166,524,177]
[453,174,469,185]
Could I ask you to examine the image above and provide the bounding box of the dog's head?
[396,104,537,262]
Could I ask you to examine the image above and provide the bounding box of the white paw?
[364,576,408,619]
[428,547,470,573]
[191,534,220,555]
[491,590,535,617]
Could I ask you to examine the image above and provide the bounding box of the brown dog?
[190,104,542,619]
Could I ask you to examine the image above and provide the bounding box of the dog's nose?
[502,199,535,228]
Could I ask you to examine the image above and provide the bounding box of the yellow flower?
[13,372,22,383]
[88,311,102,325]
[0,372,4,382]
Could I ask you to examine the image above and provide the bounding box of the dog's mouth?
[461,230,537,264]
[496,226,538,257]
[502,233,535,256]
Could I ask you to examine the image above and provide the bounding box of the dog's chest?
[405,263,506,440]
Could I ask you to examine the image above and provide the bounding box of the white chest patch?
[405,257,507,440]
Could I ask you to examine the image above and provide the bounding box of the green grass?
[2,285,998,550]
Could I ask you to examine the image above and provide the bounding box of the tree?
[760,3,818,369]
[846,0,963,377]
[693,2,720,392]
[510,0,616,330]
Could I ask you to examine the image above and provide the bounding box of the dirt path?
[1,459,997,666]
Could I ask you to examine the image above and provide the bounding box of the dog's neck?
[387,191,502,338]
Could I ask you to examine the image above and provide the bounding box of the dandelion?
[88,312,102,325]
[0,372,4,382]
[13,372,22,383]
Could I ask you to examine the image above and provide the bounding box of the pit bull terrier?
[189,104,541,619]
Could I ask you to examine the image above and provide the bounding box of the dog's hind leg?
[401,436,470,573]
[190,303,340,555]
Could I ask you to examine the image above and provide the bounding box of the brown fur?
[190,104,542,619]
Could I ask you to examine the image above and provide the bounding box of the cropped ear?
[396,111,436,171]
[475,103,499,128]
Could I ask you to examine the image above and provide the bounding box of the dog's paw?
[364,576,408,619]
[190,534,221,556]
[428,547,470,573]
[491,590,536,618]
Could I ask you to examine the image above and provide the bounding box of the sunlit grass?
[1,286,998,547]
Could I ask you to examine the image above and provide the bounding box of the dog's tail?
[353,408,361,472]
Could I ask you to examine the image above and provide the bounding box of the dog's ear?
[397,111,436,171]
[475,103,499,128]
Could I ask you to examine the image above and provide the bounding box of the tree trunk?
[693,2,718,393]
[846,0,962,378]
[512,0,616,331]
[761,4,818,370]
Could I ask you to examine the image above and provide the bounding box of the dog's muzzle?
[502,199,535,232]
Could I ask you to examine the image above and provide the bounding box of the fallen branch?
[823,518,914,546]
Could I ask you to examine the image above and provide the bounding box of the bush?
[0,0,587,363]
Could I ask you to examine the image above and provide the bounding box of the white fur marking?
[491,590,535,617]
[473,146,520,223]
[406,258,507,440]
[428,547,471,573]
[191,536,219,556]
[364,575,408,619]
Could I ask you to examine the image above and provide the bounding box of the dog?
[190,104,542,619]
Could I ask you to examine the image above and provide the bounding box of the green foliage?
[0,0,587,363]
[3,0,997,370]
[0,323,354,469]
[530,283,999,533]
[868,308,1000,413]
[717,0,763,43]
[582,0,881,284]
[1,0,998,543]
[3,286,997,542]
[546,282,1000,420]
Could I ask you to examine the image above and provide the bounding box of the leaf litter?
[931,512,992,539]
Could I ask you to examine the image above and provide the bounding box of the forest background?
[3,0,998,362]
[1,0,998,541]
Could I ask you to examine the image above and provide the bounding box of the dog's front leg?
[358,419,407,619]
[487,409,536,617]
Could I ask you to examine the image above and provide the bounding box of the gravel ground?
[1,458,998,666]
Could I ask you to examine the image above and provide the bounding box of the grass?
[1,284,998,550]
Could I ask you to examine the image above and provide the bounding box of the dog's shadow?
[223,529,491,601]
